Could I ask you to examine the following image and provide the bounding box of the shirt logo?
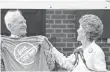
[14,42,38,65]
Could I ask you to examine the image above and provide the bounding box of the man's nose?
[23,22,26,26]
[23,23,27,28]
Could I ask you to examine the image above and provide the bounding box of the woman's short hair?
[79,14,103,42]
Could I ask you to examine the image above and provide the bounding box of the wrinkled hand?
[37,35,54,48]
[37,35,46,44]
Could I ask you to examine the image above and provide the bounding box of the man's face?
[9,14,27,36]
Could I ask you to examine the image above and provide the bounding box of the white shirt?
[52,41,107,72]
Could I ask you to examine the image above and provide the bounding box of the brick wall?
[46,9,110,70]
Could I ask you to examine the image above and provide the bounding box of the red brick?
[105,56,109,61]
[63,10,74,14]
[75,42,81,47]
[55,29,62,33]
[51,42,56,47]
[67,25,75,28]
[56,38,62,42]
[52,25,66,28]
[51,34,66,37]
[63,38,77,42]
[106,62,110,65]
[52,15,66,19]
[101,38,107,43]
[46,29,54,33]
[97,43,110,47]
[107,66,110,70]
[49,37,56,41]
[49,37,57,46]
[67,34,75,38]
[46,10,54,14]
[46,15,51,19]
[67,15,75,19]
[55,11,62,14]
[63,20,74,24]
[96,38,101,42]
[63,29,75,33]
[46,20,54,24]
[55,20,62,24]
[105,53,110,56]
[67,43,74,47]
[56,43,66,47]
[61,52,67,56]
[67,52,74,56]
[46,24,50,28]
[102,48,109,52]
[56,48,62,52]
[46,34,51,38]
[63,48,74,51]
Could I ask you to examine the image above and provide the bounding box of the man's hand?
[37,35,54,50]
[36,35,46,44]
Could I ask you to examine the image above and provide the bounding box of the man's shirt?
[1,35,55,71]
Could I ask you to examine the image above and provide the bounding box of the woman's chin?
[77,37,80,41]
[77,37,82,41]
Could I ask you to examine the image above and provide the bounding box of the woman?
[46,14,107,72]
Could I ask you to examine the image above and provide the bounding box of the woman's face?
[77,24,86,42]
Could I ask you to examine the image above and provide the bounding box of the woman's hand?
[73,48,83,54]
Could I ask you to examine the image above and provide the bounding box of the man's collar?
[10,34,19,38]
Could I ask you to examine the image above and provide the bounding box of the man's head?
[4,10,27,37]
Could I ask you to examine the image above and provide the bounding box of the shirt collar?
[10,34,19,38]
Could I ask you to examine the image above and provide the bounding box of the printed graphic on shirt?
[14,42,38,65]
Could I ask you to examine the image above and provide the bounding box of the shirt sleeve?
[93,50,107,71]
[52,47,75,70]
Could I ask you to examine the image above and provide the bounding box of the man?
[1,10,55,71]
